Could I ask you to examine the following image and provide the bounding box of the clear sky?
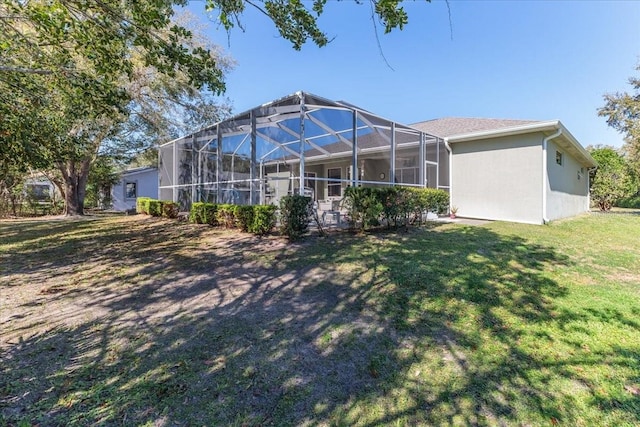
[187,0,639,148]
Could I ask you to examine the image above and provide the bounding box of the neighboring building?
[412,118,597,224]
[111,167,158,211]
[24,172,61,202]
[158,91,596,224]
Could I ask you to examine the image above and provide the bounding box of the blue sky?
[188,0,639,148]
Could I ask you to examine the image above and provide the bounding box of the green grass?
[1,212,639,426]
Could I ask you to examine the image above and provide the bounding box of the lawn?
[1,212,639,426]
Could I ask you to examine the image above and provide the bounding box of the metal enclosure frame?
[159,91,449,209]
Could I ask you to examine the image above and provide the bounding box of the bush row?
[136,197,179,218]
[189,202,277,236]
[616,195,640,209]
[342,187,449,231]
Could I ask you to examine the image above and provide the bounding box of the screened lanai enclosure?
[159,91,449,210]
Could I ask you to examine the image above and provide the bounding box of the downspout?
[443,137,452,212]
[542,129,562,224]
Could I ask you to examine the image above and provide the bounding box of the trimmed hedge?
[189,202,218,225]
[188,202,277,236]
[616,195,640,209]
[162,201,180,219]
[136,197,152,214]
[251,205,277,236]
[343,186,450,230]
[217,204,238,229]
[148,200,163,217]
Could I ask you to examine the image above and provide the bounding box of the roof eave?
[446,120,597,168]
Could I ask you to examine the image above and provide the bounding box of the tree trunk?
[59,157,92,216]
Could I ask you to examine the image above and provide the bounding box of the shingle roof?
[410,117,541,138]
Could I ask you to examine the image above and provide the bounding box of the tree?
[1,2,231,215]
[588,146,638,211]
[1,0,427,215]
[598,64,640,183]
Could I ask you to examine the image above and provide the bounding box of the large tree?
[588,146,638,211]
[598,64,640,182]
[0,1,230,214]
[1,0,426,215]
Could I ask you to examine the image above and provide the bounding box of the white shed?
[111,167,158,211]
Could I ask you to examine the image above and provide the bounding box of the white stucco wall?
[451,133,544,224]
[545,140,590,221]
[111,168,158,211]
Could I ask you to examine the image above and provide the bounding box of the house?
[158,91,596,224]
[111,167,158,211]
[411,118,597,224]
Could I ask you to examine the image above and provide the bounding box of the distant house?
[111,167,158,211]
[24,173,59,201]
[412,118,597,224]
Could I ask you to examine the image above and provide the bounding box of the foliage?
[189,202,218,225]
[342,186,450,230]
[136,197,152,215]
[235,205,255,232]
[84,155,119,209]
[342,187,383,231]
[616,194,640,208]
[588,146,638,211]
[279,195,311,240]
[0,3,232,215]
[207,0,421,50]
[162,201,180,219]
[216,204,238,228]
[598,64,640,178]
[148,200,164,217]
[250,205,277,236]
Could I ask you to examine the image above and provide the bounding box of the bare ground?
[0,215,401,425]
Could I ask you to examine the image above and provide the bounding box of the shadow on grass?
[1,216,638,425]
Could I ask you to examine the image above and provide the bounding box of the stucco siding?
[451,133,543,224]
[546,140,590,221]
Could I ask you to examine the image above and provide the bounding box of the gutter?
[443,137,452,212]
[542,129,562,224]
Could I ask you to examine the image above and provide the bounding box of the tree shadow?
[1,217,638,425]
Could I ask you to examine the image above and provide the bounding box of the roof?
[411,117,597,168]
[120,166,158,177]
[410,117,541,138]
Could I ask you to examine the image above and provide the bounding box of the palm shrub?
[279,195,311,240]
[251,205,277,235]
[342,186,383,231]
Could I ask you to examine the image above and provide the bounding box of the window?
[125,182,137,199]
[578,167,584,180]
[26,184,50,201]
[556,150,563,166]
[327,168,341,197]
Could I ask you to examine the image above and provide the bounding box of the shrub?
[190,202,218,225]
[279,195,311,240]
[616,194,640,209]
[148,199,163,217]
[251,205,277,235]
[136,197,151,214]
[162,201,179,219]
[342,187,383,231]
[217,204,238,228]
[236,205,254,232]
